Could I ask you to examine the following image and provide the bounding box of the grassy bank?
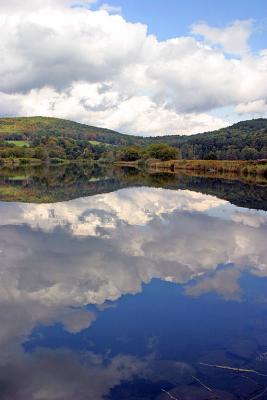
[147,159,267,176]
[113,159,267,185]
[0,158,99,167]
[113,161,140,167]
[0,158,43,166]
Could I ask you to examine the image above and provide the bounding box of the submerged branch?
[192,375,213,392]
[161,388,179,400]
[249,387,267,400]
[199,363,267,377]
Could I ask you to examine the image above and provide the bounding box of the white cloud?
[0,0,96,11]
[0,188,266,305]
[6,84,226,135]
[100,3,122,15]
[0,346,146,400]
[235,99,267,114]
[0,92,22,116]
[0,2,267,135]
[185,268,241,300]
[191,20,253,55]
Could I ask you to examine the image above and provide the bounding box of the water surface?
[0,166,267,399]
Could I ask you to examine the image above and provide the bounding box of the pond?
[0,164,267,399]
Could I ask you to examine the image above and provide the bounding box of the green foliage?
[204,152,217,160]
[89,140,109,146]
[144,143,180,161]
[0,116,266,162]
[114,143,180,162]
[148,159,267,180]
[0,116,139,145]
[148,119,267,160]
[83,148,94,160]
[0,131,111,164]
[118,146,142,161]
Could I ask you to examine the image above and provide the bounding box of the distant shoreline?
[1,158,266,185]
[114,159,267,183]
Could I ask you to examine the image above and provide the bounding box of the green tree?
[83,148,94,160]
[35,145,49,161]
[204,152,217,160]
[145,143,180,161]
[119,146,141,161]
[240,146,259,160]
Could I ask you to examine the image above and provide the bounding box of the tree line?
[0,117,267,163]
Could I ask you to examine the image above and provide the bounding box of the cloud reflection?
[0,187,266,398]
[0,188,266,308]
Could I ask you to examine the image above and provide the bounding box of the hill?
[0,116,142,145]
[145,118,267,159]
[0,116,267,160]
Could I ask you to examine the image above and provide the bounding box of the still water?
[0,165,267,399]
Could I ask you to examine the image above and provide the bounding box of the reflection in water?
[0,163,267,210]
[0,186,267,399]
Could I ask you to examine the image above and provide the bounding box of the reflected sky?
[0,187,267,399]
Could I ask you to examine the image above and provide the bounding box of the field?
[6,140,29,147]
[89,140,106,146]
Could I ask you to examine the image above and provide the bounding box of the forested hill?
[145,118,267,159]
[0,116,267,160]
[0,116,142,145]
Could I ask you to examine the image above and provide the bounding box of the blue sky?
[95,0,267,50]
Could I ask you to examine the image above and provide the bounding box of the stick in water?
[249,387,267,400]
[161,388,179,400]
[199,363,267,377]
[192,375,213,392]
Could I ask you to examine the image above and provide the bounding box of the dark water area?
[0,165,267,399]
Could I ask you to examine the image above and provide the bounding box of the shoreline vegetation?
[0,117,267,163]
[0,163,267,207]
[147,159,267,175]
[0,116,267,185]
[2,157,267,174]
[1,158,267,186]
[0,157,96,167]
[114,159,267,184]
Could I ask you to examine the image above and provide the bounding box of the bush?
[145,143,180,161]
[118,146,142,161]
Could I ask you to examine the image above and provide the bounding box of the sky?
[0,0,267,136]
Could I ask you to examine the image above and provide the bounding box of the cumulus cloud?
[8,85,227,135]
[191,20,253,55]
[185,268,242,300]
[235,99,267,114]
[0,2,267,134]
[0,0,95,11]
[0,92,22,116]
[100,3,122,15]
[0,187,266,310]
[0,187,228,234]
[0,348,146,400]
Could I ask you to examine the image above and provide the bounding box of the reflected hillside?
[0,164,267,211]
